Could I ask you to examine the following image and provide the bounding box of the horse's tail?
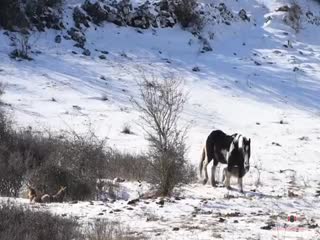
[199,145,206,178]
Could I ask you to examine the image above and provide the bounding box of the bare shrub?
[133,76,194,196]
[172,0,204,30]
[86,219,147,240]
[284,2,303,32]
[252,159,263,188]
[0,202,80,240]
[105,149,149,181]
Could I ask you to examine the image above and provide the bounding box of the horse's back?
[206,130,232,149]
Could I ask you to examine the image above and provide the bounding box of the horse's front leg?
[238,177,243,193]
[238,167,244,193]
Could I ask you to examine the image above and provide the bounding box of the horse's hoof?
[226,186,232,190]
[211,183,217,187]
[202,179,207,185]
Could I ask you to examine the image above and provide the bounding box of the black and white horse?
[199,130,251,192]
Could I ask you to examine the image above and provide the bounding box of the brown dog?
[27,185,42,203]
[28,185,67,203]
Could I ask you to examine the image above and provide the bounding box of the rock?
[172,227,179,231]
[254,60,261,66]
[101,50,109,54]
[156,198,164,206]
[272,142,281,147]
[288,190,299,198]
[82,49,91,56]
[293,67,300,72]
[192,66,200,72]
[63,35,71,40]
[31,7,64,31]
[73,6,90,28]
[238,9,250,21]
[306,11,314,19]
[155,13,175,28]
[265,16,272,23]
[130,15,150,29]
[55,35,62,44]
[261,225,273,230]
[127,198,139,205]
[218,218,225,223]
[117,0,133,16]
[73,105,82,110]
[279,120,288,124]
[113,177,125,183]
[298,136,309,141]
[99,55,106,60]
[276,5,289,12]
[67,28,86,48]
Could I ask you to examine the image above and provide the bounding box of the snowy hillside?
[1,0,320,239]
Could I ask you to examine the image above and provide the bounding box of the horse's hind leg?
[211,148,222,187]
[202,158,209,185]
[211,161,219,187]
[225,169,232,190]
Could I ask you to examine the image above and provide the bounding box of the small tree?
[133,76,193,196]
[10,33,32,60]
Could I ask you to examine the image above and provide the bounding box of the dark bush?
[0,0,64,30]
[284,2,303,32]
[0,0,29,30]
[0,109,107,200]
[173,0,203,30]
[0,202,80,240]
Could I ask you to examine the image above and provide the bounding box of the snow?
[1,0,320,239]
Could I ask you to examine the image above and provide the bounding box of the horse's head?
[242,137,251,172]
[231,134,251,173]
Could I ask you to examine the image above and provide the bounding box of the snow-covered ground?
[0,0,320,239]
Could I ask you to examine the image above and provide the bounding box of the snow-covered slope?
[1,0,320,239]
